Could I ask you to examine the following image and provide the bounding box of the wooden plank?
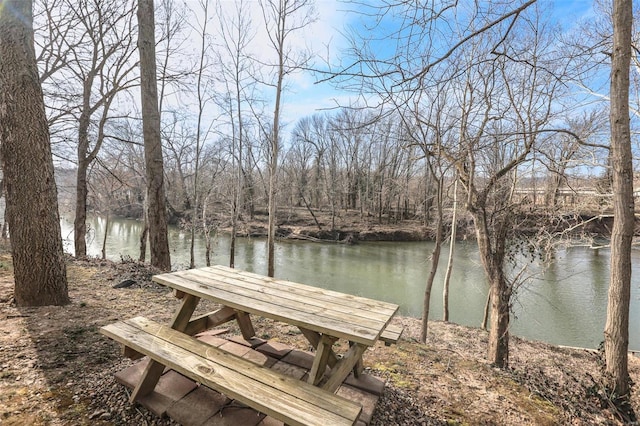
[179,270,387,332]
[120,317,360,417]
[155,267,396,331]
[207,265,398,316]
[153,273,381,345]
[182,268,396,330]
[180,267,399,341]
[131,293,200,401]
[202,266,397,315]
[350,342,364,377]
[322,344,367,393]
[298,328,338,368]
[380,325,404,346]
[129,356,166,402]
[308,334,337,386]
[193,266,398,319]
[171,294,200,331]
[103,319,359,424]
[184,306,236,336]
[155,270,395,345]
[100,318,361,426]
[235,310,256,340]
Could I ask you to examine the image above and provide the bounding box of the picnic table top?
[152,265,399,346]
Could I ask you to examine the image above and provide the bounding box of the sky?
[166,0,359,137]
[260,0,601,130]
[35,0,605,153]
[145,0,607,144]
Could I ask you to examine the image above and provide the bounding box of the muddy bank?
[224,210,621,244]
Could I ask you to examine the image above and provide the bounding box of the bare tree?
[343,0,568,367]
[137,0,191,261]
[138,0,171,270]
[0,0,69,306]
[186,0,216,269]
[36,0,139,258]
[259,0,316,277]
[400,82,455,342]
[97,117,148,258]
[215,0,258,268]
[420,157,444,343]
[442,174,458,322]
[604,0,634,406]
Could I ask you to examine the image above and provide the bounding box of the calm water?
[60,216,640,351]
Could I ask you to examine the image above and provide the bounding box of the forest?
[40,0,616,237]
[0,0,638,422]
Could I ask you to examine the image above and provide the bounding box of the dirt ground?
[0,254,639,425]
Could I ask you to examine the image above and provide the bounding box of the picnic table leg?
[308,334,338,386]
[298,327,338,367]
[130,294,200,402]
[235,310,256,340]
[350,341,364,377]
[322,343,366,393]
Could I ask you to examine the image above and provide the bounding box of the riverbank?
[1,255,638,425]
[220,207,620,243]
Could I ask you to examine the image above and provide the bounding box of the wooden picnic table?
[152,265,399,391]
[102,265,399,425]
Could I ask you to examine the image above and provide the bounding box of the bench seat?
[100,316,362,426]
[380,324,404,346]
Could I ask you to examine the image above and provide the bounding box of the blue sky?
[279,0,600,127]
[175,0,604,143]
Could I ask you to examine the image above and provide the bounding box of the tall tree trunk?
[230,148,240,269]
[487,270,510,367]
[420,178,443,343]
[481,291,490,331]
[267,30,284,278]
[73,70,95,259]
[139,194,149,262]
[0,0,69,306]
[138,0,171,270]
[267,144,278,277]
[474,211,510,367]
[202,196,213,267]
[243,147,255,220]
[230,54,245,269]
[74,160,89,258]
[443,177,458,322]
[101,214,110,260]
[605,0,633,399]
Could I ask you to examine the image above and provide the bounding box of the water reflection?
[60,216,639,351]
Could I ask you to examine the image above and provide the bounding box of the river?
[60,216,640,351]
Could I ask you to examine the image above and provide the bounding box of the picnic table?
[101,265,400,426]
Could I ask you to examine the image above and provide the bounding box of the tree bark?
[139,195,149,262]
[73,71,96,260]
[101,214,110,260]
[443,177,458,322]
[0,0,69,306]
[420,177,443,343]
[474,210,510,367]
[74,160,89,258]
[481,291,490,331]
[266,12,285,278]
[604,0,633,399]
[138,0,171,270]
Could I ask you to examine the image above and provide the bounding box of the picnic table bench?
[101,265,400,426]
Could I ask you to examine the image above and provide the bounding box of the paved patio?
[113,328,386,425]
